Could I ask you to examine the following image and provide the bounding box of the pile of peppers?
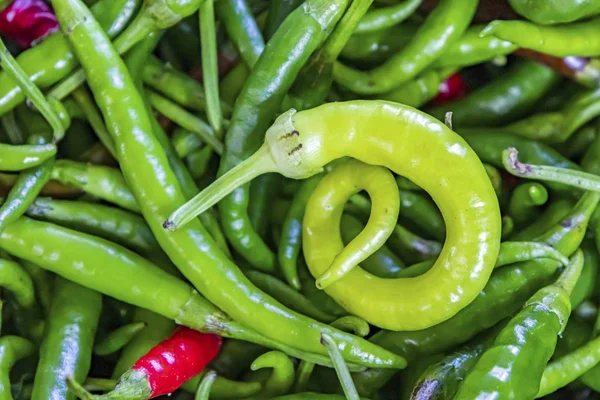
[4,0,600,398]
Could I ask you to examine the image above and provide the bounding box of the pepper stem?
[164,145,277,230]
[320,333,360,400]
[503,147,600,192]
[556,249,584,295]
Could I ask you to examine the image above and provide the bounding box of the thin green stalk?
[0,38,65,141]
[320,333,360,400]
[503,147,600,192]
[199,0,223,134]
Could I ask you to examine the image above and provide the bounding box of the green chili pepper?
[211,339,266,379]
[264,0,303,39]
[285,0,373,112]
[168,101,501,332]
[570,241,599,309]
[172,128,203,158]
[354,190,596,394]
[247,351,296,398]
[244,270,336,323]
[513,198,574,241]
[48,0,215,102]
[432,24,517,69]
[184,371,263,399]
[481,18,600,57]
[461,129,578,193]
[508,0,600,24]
[0,105,54,235]
[0,37,67,142]
[455,250,584,399]
[217,0,264,68]
[19,259,53,315]
[219,62,249,105]
[378,68,456,109]
[410,326,502,400]
[0,0,139,117]
[50,160,139,213]
[248,174,279,241]
[141,56,231,115]
[430,60,561,127]
[508,182,549,228]
[354,0,421,34]
[71,86,117,158]
[125,35,231,258]
[540,335,600,397]
[31,277,102,400]
[93,322,145,356]
[340,23,416,65]
[214,0,350,273]
[332,0,477,94]
[278,174,323,289]
[0,216,383,369]
[0,142,56,171]
[0,257,45,342]
[563,124,599,160]
[0,336,34,399]
[146,91,223,154]
[298,262,349,319]
[0,258,35,309]
[24,197,172,269]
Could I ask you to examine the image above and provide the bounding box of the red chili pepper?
[0,0,58,49]
[431,73,468,106]
[67,327,222,399]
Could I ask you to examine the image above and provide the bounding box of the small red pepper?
[67,327,222,399]
[0,0,59,49]
[431,73,468,106]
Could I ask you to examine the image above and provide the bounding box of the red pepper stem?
[67,370,153,400]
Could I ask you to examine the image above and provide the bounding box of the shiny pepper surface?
[169,101,501,331]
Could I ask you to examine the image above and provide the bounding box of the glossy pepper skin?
[429,60,561,127]
[0,336,34,398]
[0,217,361,368]
[0,0,59,48]
[50,160,139,213]
[0,0,139,117]
[508,0,600,24]
[216,0,350,272]
[351,190,596,395]
[69,328,222,399]
[278,174,322,289]
[410,326,501,400]
[31,277,102,400]
[481,18,600,57]
[169,101,500,331]
[455,250,583,399]
[51,0,405,369]
[0,141,55,171]
[332,0,478,94]
[25,197,173,269]
[0,104,55,235]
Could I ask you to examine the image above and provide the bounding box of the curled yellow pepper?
[166,101,501,331]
